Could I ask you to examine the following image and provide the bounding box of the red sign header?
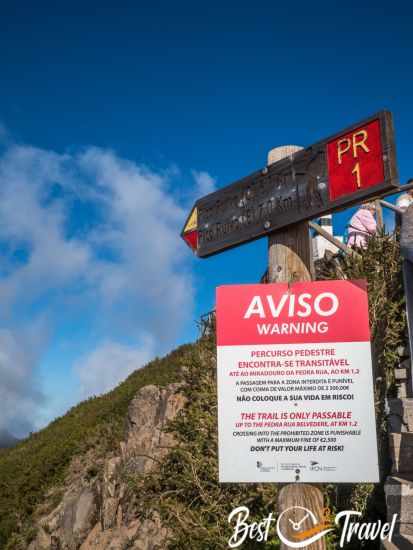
[216,280,371,346]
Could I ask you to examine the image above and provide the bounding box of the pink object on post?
[348,208,377,248]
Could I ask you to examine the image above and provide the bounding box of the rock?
[102,457,122,530]
[398,384,408,399]
[123,383,186,474]
[387,398,413,433]
[389,433,413,474]
[73,489,98,538]
[29,383,185,549]
[80,516,168,550]
[28,526,51,549]
[385,476,413,537]
[80,520,139,549]
[132,513,169,549]
[397,346,410,358]
[57,487,98,549]
[31,486,99,549]
[382,534,413,549]
[395,368,408,380]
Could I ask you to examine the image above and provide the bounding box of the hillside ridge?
[0,343,190,548]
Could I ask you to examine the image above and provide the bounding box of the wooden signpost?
[181,111,399,549]
[182,111,398,258]
[182,111,397,258]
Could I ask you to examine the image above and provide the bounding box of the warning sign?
[216,280,379,483]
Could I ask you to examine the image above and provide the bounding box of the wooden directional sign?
[181,111,398,258]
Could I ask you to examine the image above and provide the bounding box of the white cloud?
[192,170,216,197]
[75,338,154,398]
[0,143,197,433]
[0,324,47,437]
[0,146,91,311]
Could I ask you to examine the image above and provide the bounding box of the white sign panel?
[216,280,379,483]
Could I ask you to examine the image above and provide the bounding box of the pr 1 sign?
[216,280,379,483]
[327,118,385,201]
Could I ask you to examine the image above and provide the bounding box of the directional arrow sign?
[181,111,398,258]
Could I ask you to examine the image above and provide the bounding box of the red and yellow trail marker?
[181,206,198,252]
[327,118,386,201]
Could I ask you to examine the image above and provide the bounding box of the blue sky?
[0,2,412,436]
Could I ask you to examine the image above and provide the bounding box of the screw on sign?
[327,119,386,201]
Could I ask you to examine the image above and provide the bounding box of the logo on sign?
[309,460,336,472]
[256,461,275,473]
[327,119,385,201]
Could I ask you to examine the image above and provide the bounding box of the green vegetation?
[0,344,189,547]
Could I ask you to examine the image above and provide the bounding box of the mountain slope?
[0,343,190,548]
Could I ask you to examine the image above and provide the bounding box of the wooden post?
[267,146,326,550]
[268,222,312,283]
[375,199,384,231]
